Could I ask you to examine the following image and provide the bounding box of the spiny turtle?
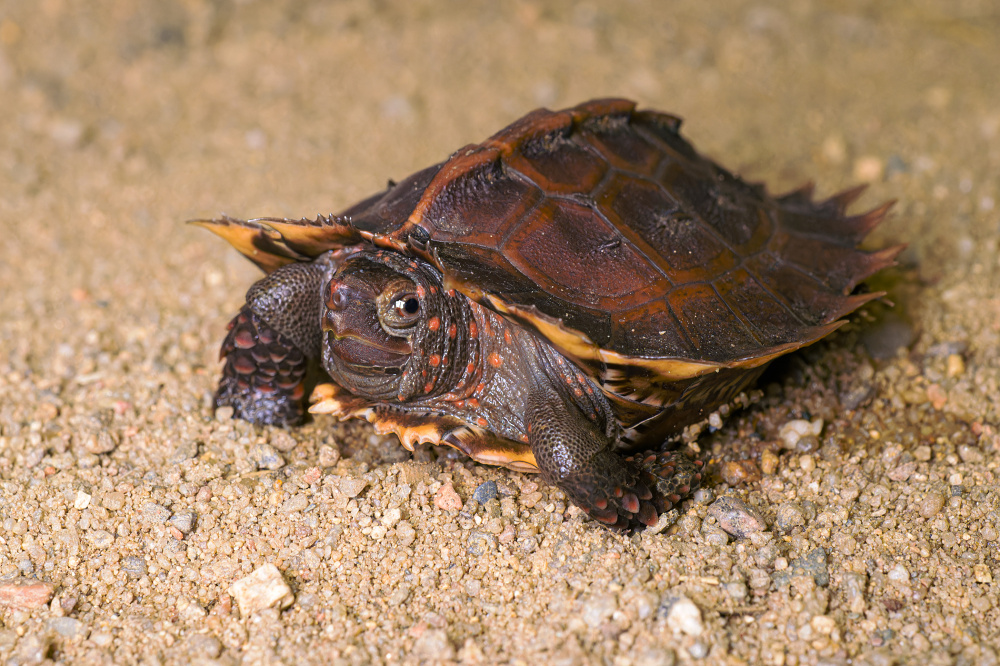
[195,98,899,529]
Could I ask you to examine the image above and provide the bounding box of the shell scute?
[503,198,663,307]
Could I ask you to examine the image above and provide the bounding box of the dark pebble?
[471,481,498,504]
[861,313,915,360]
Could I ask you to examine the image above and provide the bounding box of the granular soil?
[1,1,999,664]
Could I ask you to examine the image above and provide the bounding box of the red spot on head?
[448,323,457,339]
[475,382,486,394]
[466,362,476,375]
[454,400,465,408]
[416,285,426,298]
[423,381,435,393]
[503,328,512,344]
[469,322,478,338]
[447,289,456,297]
[428,317,440,331]
[441,355,448,366]
[477,417,488,428]
[429,354,441,367]
[488,353,502,368]
[429,286,437,294]
[467,398,480,409]
[574,388,583,397]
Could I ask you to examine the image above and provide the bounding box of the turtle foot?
[627,450,703,516]
[215,305,308,426]
[558,450,701,531]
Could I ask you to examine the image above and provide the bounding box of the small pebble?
[85,431,118,454]
[185,634,222,658]
[229,563,295,617]
[946,354,965,377]
[760,449,779,475]
[0,579,55,609]
[269,431,298,452]
[412,629,455,661]
[122,556,147,577]
[435,483,463,511]
[774,502,806,532]
[958,444,983,463]
[582,593,618,628]
[318,444,341,467]
[101,491,125,510]
[86,530,114,548]
[887,563,909,582]
[339,476,368,498]
[471,480,498,504]
[708,496,766,538]
[248,443,285,470]
[466,530,496,556]
[719,460,760,485]
[853,155,885,181]
[168,440,198,464]
[664,596,704,636]
[779,419,823,449]
[169,510,196,534]
[214,406,235,421]
[381,507,402,527]
[692,487,714,504]
[918,491,946,518]
[281,494,309,513]
[141,501,172,524]
[73,490,92,510]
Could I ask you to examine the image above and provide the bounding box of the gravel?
[2,2,999,664]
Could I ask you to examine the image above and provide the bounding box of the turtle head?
[321,250,462,402]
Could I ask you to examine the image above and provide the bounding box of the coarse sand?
[1,1,999,664]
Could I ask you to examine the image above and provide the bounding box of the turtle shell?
[198,98,898,441]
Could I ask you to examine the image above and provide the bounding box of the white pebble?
[779,419,823,449]
[665,595,704,636]
[887,562,910,582]
[229,564,294,617]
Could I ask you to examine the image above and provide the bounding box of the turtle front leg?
[526,388,702,530]
[215,262,326,426]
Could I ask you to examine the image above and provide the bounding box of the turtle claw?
[560,450,701,531]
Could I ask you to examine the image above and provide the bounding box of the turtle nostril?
[327,281,351,310]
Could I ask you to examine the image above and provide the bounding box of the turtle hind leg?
[214,261,326,427]
[526,389,698,530]
[215,305,310,425]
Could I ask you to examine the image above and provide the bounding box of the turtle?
[194,98,900,529]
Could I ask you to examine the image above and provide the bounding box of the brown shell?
[197,99,898,434]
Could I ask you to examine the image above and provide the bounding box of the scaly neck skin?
[395,292,617,448]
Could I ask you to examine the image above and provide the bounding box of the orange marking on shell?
[574,388,583,397]
[430,286,438,294]
[428,317,441,331]
[469,322,478,338]
[443,392,457,400]
[477,417,488,427]
[488,353,502,368]
[441,355,449,366]
[467,398,480,409]
[447,289,456,297]
[423,381,435,393]
[503,328,512,344]
[429,354,441,367]
[454,400,465,408]
[416,285,426,298]
[448,323,457,339]
[475,383,486,394]
[466,362,476,374]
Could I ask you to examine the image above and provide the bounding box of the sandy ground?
[1,1,999,664]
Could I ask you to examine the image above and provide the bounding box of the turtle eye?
[383,293,421,328]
